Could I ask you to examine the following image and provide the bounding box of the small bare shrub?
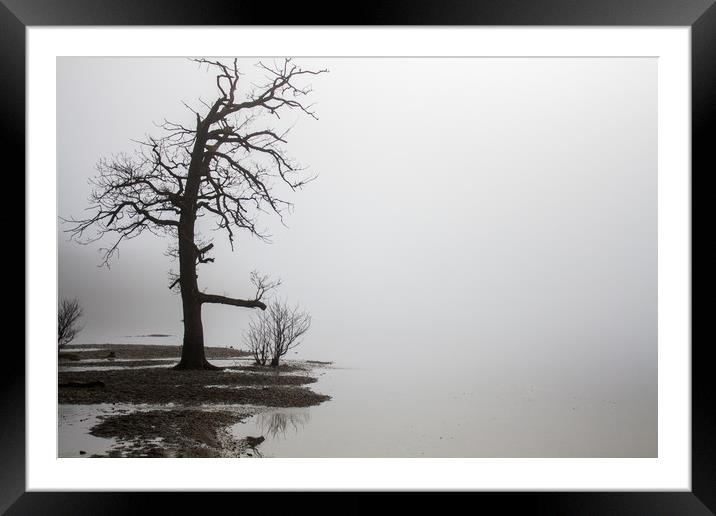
[244,300,311,367]
[58,298,83,348]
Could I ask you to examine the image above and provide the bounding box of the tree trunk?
[173,124,217,370]
[173,197,215,369]
[170,117,265,370]
[174,295,216,370]
[270,357,279,367]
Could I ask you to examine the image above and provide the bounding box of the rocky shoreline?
[58,344,332,457]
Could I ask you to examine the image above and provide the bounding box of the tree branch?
[199,293,266,310]
[64,58,325,274]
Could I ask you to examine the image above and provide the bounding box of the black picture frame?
[6,1,713,513]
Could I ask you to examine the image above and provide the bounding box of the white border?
[27,27,691,491]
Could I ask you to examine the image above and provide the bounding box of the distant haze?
[58,57,655,398]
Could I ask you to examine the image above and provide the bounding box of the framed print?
[7,0,714,513]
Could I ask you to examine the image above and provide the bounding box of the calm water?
[232,361,656,458]
[61,336,656,458]
[58,403,120,457]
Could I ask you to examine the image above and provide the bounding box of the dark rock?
[245,436,265,447]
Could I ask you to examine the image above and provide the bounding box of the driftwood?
[58,380,105,389]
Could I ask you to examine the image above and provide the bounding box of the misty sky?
[57,57,656,386]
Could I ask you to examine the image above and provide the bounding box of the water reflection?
[234,409,312,456]
[256,410,311,440]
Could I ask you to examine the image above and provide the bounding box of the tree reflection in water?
[257,410,311,439]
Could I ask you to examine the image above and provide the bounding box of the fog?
[58,57,656,456]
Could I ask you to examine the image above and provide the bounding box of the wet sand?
[58,344,332,458]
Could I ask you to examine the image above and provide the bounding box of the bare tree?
[58,298,83,348]
[65,58,326,370]
[246,300,311,367]
[264,300,311,367]
[244,311,272,366]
